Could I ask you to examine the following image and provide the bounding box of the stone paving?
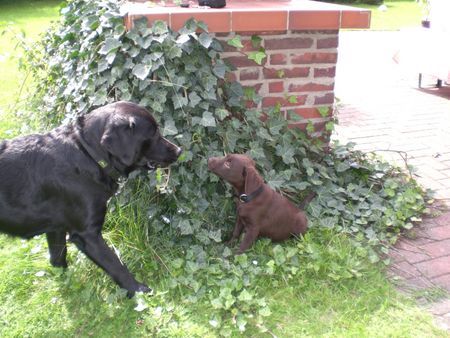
[334,30,450,331]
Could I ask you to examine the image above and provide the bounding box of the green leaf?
[201,111,216,127]
[99,38,121,55]
[198,32,213,48]
[227,35,243,49]
[306,121,315,134]
[238,290,253,302]
[251,35,262,48]
[248,49,266,65]
[215,108,229,121]
[197,21,209,32]
[163,119,178,136]
[267,179,284,189]
[213,61,226,79]
[259,306,272,317]
[336,162,350,173]
[152,20,168,34]
[179,220,193,235]
[318,106,330,117]
[97,59,109,73]
[273,245,286,265]
[287,95,297,104]
[176,34,190,45]
[132,63,150,80]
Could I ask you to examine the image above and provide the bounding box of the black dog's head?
[81,101,182,175]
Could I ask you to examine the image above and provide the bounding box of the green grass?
[0,0,447,337]
[347,0,424,30]
[0,228,446,337]
[0,0,61,117]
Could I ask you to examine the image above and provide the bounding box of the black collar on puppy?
[238,185,264,203]
[77,136,122,181]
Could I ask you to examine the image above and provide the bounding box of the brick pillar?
[217,30,339,135]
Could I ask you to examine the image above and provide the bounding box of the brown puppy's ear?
[244,166,264,194]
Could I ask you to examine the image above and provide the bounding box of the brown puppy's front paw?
[234,249,244,256]
[225,237,237,246]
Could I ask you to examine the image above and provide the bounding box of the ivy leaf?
[197,21,209,32]
[213,61,226,79]
[208,229,222,243]
[248,48,266,65]
[198,32,213,48]
[105,52,116,65]
[163,119,178,136]
[179,220,193,235]
[201,111,216,127]
[336,162,350,173]
[188,92,202,107]
[259,306,272,317]
[168,45,183,59]
[251,35,262,48]
[97,59,109,73]
[276,144,295,164]
[287,95,298,104]
[134,298,148,312]
[238,290,253,302]
[215,108,229,121]
[99,38,121,55]
[176,34,190,45]
[227,35,243,49]
[273,245,286,265]
[267,179,284,189]
[318,107,330,117]
[268,119,285,136]
[92,88,107,106]
[152,20,168,34]
[132,63,150,80]
[306,121,315,134]
[133,17,149,32]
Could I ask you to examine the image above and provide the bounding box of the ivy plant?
[23,0,428,334]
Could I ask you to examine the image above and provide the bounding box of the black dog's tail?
[299,191,316,210]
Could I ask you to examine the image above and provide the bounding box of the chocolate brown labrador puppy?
[0,101,182,297]
[208,154,308,253]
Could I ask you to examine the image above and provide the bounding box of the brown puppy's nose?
[207,157,218,170]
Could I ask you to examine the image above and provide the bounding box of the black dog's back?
[0,128,97,238]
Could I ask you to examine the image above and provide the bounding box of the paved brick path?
[334,31,450,330]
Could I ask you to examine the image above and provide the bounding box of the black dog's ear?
[100,116,140,166]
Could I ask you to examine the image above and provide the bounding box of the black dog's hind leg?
[46,231,68,268]
[70,230,151,297]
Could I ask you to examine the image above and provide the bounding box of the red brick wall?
[216,30,339,135]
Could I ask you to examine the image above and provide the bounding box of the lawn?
[349,0,424,30]
[0,1,447,337]
[0,0,61,135]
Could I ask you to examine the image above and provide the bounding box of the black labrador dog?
[0,101,181,296]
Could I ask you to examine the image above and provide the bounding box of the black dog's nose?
[175,146,182,158]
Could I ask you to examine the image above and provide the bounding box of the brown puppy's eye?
[224,159,232,168]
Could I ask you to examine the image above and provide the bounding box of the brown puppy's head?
[208,154,263,193]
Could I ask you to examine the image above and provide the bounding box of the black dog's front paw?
[126,283,153,298]
[50,258,68,269]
